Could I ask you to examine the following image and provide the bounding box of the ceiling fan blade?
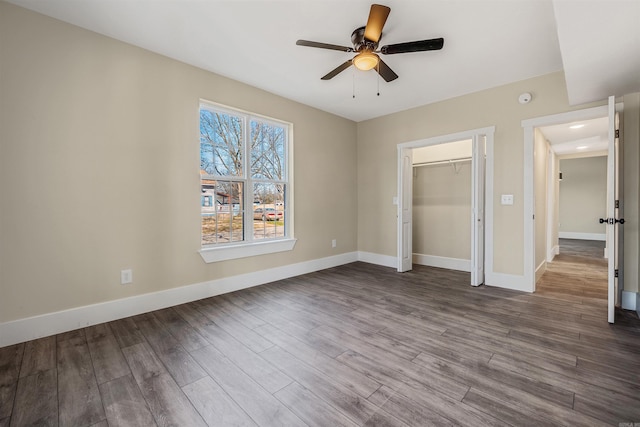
[364,4,391,43]
[296,40,353,52]
[321,60,353,80]
[376,59,398,82]
[381,38,444,55]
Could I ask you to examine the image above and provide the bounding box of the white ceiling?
[6,0,640,122]
[553,0,640,107]
[539,116,609,156]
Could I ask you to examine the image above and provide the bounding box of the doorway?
[537,133,609,303]
[397,126,494,287]
[522,97,623,322]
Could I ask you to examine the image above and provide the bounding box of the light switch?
[501,194,514,205]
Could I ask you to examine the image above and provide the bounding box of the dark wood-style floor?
[1,241,639,426]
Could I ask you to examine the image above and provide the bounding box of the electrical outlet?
[331,239,337,248]
[121,269,133,285]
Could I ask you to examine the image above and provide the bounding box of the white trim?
[0,251,357,348]
[485,272,531,292]
[521,105,611,129]
[199,238,297,263]
[637,293,640,318]
[535,260,547,283]
[546,149,557,263]
[485,129,495,287]
[558,232,606,241]
[523,124,536,292]
[621,291,637,311]
[471,134,486,286]
[366,249,531,294]
[398,126,496,150]
[547,245,559,262]
[413,254,471,272]
[357,251,397,268]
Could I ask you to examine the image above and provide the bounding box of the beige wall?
[534,129,550,277]
[0,2,358,323]
[412,162,471,260]
[357,71,605,277]
[558,157,607,235]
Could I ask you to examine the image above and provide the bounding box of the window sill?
[199,238,297,263]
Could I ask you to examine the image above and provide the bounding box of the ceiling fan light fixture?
[353,51,379,71]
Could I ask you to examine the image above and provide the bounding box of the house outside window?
[199,101,294,261]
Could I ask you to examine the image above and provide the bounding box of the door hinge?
[615,269,619,278]
[615,200,620,209]
[615,129,620,138]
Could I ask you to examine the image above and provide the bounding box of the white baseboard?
[546,245,559,263]
[558,232,606,241]
[412,253,471,272]
[535,260,547,283]
[0,251,359,348]
[621,290,637,311]
[485,272,532,293]
[358,251,531,294]
[357,251,397,268]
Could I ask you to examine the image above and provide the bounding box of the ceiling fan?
[296,4,444,82]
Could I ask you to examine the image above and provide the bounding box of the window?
[199,101,294,261]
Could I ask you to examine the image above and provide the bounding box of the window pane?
[199,102,291,249]
[253,183,285,240]
[250,120,285,180]
[201,180,244,245]
[200,110,243,177]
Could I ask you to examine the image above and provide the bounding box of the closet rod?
[413,157,472,167]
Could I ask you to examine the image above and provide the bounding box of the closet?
[412,139,472,272]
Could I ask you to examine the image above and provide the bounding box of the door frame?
[545,147,559,263]
[606,96,621,323]
[396,126,495,285]
[522,102,623,293]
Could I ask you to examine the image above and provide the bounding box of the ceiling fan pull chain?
[377,62,381,96]
[352,69,356,99]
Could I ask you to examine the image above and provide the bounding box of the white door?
[397,147,413,272]
[606,95,620,323]
[471,135,485,286]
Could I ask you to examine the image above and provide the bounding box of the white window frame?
[198,100,295,263]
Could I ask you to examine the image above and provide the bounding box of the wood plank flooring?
[1,241,639,426]
[536,238,608,299]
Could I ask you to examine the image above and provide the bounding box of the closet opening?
[397,126,494,287]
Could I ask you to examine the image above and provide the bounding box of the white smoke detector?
[518,92,532,104]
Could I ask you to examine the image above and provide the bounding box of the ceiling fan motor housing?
[351,26,379,52]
